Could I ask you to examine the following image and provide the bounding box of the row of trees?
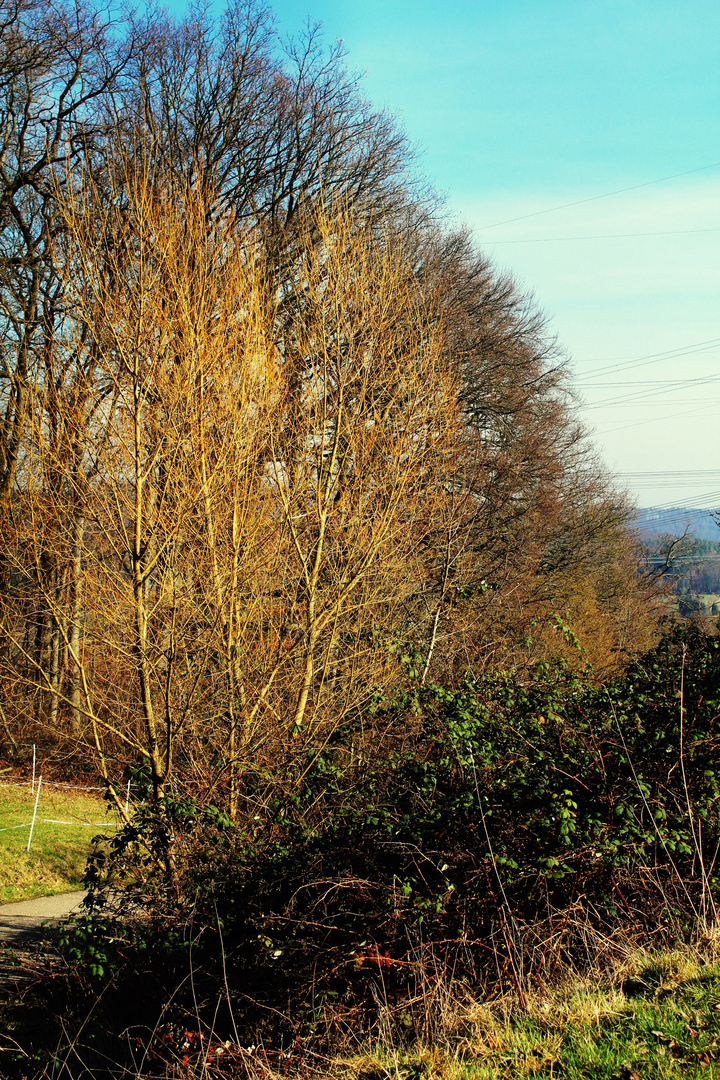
[0,0,663,812]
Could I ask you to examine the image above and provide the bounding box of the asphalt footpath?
[0,891,87,987]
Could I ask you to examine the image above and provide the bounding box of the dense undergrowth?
[2,620,720,1077]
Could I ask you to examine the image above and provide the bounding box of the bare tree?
[0,0,663,780]
[0,147,460,833]
[114,0,421,233]
[400,225,657,679]
[0,0,131,510]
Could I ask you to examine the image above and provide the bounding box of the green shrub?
[11,622,720,1074]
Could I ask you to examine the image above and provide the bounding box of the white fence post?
[27,775,42,853]
[31,744,36,794]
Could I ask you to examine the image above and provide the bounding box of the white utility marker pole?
[27,775,42,853]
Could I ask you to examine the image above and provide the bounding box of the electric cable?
[484,227,720,244]
[475,162,720,231]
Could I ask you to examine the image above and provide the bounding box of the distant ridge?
[633,507,719,541]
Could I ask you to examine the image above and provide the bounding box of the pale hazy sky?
[166,0,720,510]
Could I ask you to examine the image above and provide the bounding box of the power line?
[591,399,720,434]
[483,227,720,245]
[584,372,720,409]
[581,380,720,387]
[632,492,720,512]
[619,472,720,488]
[475,162,720,231]
[589,401,720,409]
[643,557,720,564]
[624,482,720,489]
[574,339,720,380]
[633,494,720,505]
[635,493,720,510]
[577,341,720,363]
[619,470,720,478]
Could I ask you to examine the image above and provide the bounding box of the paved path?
[0,891,86,986]
[0,890,87,921]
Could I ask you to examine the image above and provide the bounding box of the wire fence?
[0,776,114,852]
[0,779,106,791]
[1,745,200,854]
[0,748,131,853]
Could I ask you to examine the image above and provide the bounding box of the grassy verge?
[0,781,113,903]
[349,946,720,1080]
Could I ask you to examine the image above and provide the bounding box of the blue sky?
[166,0,720,511]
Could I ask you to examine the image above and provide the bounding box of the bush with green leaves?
[7,622,719,1074]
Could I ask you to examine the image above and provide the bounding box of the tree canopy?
[0,0,664,802]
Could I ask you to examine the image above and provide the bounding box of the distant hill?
[633,507,719,542]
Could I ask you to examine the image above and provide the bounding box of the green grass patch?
[0,781,114,903]
[349,947,720,1079]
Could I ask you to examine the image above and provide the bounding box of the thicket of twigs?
[0,0,664,810]
[2,620,719,1077]
[0,1,699,1077]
